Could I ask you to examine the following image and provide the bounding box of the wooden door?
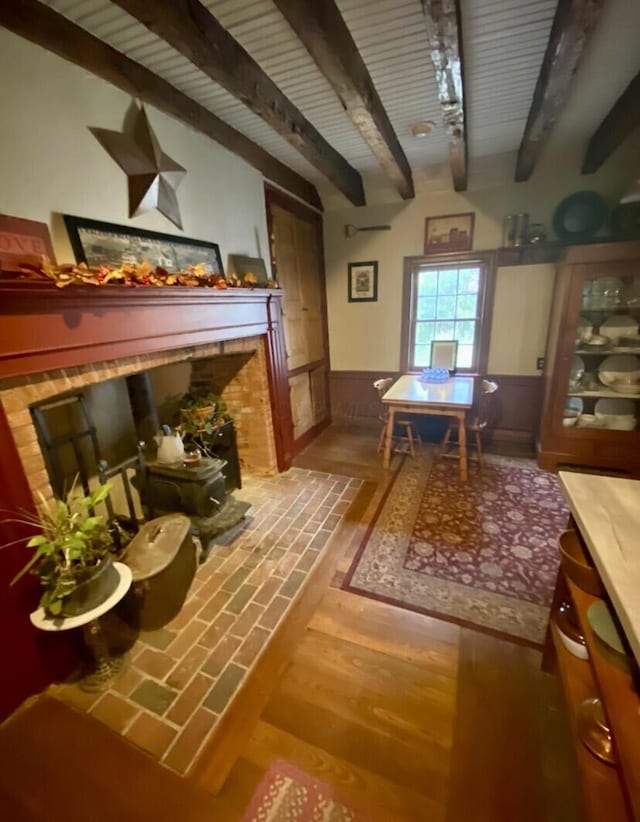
[266,188,330,452]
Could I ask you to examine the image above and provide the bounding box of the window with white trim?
[403,256,492,373]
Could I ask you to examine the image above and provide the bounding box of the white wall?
[0,29,270,270]
[323,144,638,374]
[487,264,555,376]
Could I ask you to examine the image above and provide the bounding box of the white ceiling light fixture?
[409,121,436,138]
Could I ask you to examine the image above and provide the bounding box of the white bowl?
[594,414,636,431]
[556,623,589,660]
[609,383,640,395]
[562,415,579,427]
[599,354,640,387]
[577,414,605,429]
[594,397,636,416]
[600,315,639,344]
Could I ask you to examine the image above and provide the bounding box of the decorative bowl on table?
[577,697,616,765]
[420,367,450,383]
[558,529,605,597]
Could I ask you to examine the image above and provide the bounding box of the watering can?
[154,428,185,465]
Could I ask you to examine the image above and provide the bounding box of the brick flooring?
[52,467,362,775]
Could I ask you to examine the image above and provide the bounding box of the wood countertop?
[559,471,640,667]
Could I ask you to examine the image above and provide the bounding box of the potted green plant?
[5,481,120,618]
[177,391,231,458]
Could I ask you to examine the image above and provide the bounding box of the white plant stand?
[30,562,133,692]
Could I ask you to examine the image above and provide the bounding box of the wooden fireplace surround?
[0,281,293,720]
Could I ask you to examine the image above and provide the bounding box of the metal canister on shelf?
[502,213,530,247]
[513,213,529,246]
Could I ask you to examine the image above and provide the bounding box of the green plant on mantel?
[3,481,117,617]
[177,391,232,457]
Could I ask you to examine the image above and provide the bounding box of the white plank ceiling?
[36,0,637,205]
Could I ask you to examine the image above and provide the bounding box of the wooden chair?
[373,378,421,457]
[440,379,499,469]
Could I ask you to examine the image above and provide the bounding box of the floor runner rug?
[241,759,372,821]
[342,449,568,645]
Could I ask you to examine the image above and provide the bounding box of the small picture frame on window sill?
[431,340,458,371]
[348,260,378,302]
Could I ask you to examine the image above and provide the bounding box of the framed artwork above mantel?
[63,215,224,276]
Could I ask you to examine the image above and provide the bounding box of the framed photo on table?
[431,340,458,371]
[424,212,474,255]
[348,260,378,302]
[63,215,224,276]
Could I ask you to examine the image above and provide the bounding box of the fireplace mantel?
[0,279,294,719]
[0,281,286,380]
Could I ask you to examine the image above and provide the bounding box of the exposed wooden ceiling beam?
[0,0,323,211]
[421,0,467,192]
[110,0,365,207]
[515,0,604,182]
[582,70,640,174]
[272,0,414,201]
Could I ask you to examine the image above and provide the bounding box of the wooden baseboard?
[292,416,331,456]
[189,479,377,794]
[330,370,544,442]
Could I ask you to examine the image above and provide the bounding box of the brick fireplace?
[0,281,292,719]
[0,337,278,506]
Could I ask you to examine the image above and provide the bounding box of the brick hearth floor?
[52,467,362,775]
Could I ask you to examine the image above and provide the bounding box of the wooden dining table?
[382,374,475,480]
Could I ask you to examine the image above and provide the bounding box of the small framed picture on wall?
[348,260,378,302]
[424,212,474,255]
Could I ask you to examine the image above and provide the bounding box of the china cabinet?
[538,241,640,475]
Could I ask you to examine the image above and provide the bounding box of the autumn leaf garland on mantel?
[16,258,276,289]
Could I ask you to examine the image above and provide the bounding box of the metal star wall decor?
[90,105,186,229]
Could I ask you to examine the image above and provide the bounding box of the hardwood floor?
[202,421,584,821]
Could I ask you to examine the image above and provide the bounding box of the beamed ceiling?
[2,0,640,210]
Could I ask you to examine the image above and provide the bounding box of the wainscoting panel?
[330,371,543,443]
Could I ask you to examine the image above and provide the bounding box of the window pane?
[418,270,438,296]
[454,320,476,345]
[438,269,458,295]
[458,267,480,293]
[407,261,486,372]
[413,345,430,368]
[436,295,456,318]
[456,293,478,318]
[417,296,436,320]
[457,345,473,368]
[435,320,455,339]
[415,321,435,345]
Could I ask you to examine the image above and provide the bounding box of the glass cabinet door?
[563,269,640,431]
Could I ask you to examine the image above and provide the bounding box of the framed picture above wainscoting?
[348,260,378,302]
[424,212,474,255]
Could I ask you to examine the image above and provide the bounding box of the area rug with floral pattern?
[342,449,568,646]
[241,759,374,821]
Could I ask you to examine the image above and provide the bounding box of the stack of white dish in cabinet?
[593,398,637,430]
[598,354,640,396]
